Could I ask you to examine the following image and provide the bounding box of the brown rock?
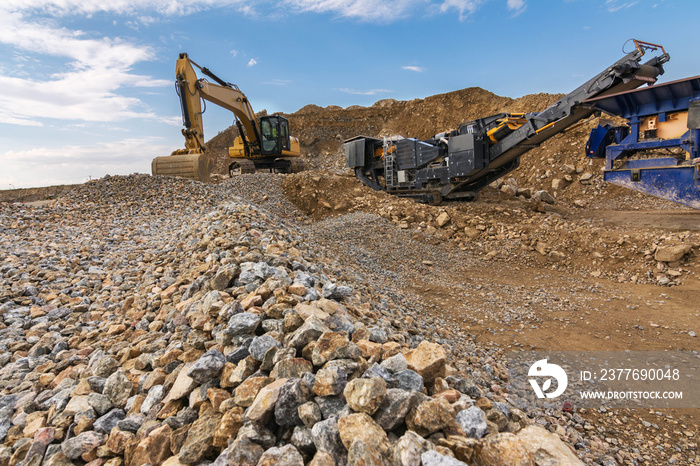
[308,451,336,466]
[287,283,307,296]
[516,425,584,465]
[129,424,172,466]
[245,378,288,424]
[436,212,451,227]
[404,341,446,383]
[311,332,352,366]
[270,358,313,379]
[355,340,383,364]
[213,407,245,448]
[178,411,222,464]
[655,244,692,262]
[406,397,456,437]
[227,356,259,387]
[162,364,197,404]
[294,303,330,322]
[337,413,391,457]
[474,433,534,466]
[234,377,274,407]
[107,429,135,455]
[206,387,231,412]
[343,377,386,415]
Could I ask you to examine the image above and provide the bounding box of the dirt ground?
[276,169,699,464]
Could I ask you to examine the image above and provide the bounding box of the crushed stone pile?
[0,174,597,466]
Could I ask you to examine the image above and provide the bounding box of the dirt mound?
[0,184,79,203]
[206,87,563,174]
[282,170,700,287]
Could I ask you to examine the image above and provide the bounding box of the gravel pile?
[0,174,588,465]
[0,173,696,465]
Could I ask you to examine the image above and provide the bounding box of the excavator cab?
[260,115,291,155]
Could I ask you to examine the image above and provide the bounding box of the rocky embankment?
[0,174,594,465]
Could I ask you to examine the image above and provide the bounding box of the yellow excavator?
[151,53,302,182]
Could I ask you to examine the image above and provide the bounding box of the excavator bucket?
[151,153,213,183]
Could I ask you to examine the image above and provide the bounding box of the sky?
[0,0,697,188]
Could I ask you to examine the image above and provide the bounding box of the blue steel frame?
[584,77,700,209]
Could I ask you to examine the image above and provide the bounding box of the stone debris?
[0,173,696,466]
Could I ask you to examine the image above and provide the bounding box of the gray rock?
[534,190,556,204]
[257,444,304,465]
[368,327,388,344]
[380,353,408,373]
[226,312,262,336]
[91,356,118,378]
[311,416,346,462]
[291,425,316,455]
[237,420,276,450]
[117,413,144,433]
[94,408,125,433]
[140,384,165,414]
[450,377,482,399]
[103,370,133,407]
[373,388,416,431]
[87,376,106,393]
[421,450,468,465]
[321,282,353,300]
[275,378,313,427]
[213,437,264,466]
[60,431,104,460]
[287,316,328,350]
[315,396,347,420]
[456,406,488,439]
[87,393,113,416]
[249,334,282,361]
[0,407,11,442]
[187,348,225,384]
[363,363,396,386]
[394,369,424,392]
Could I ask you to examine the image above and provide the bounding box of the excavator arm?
[175,53,261,156]
[152,53,302,181]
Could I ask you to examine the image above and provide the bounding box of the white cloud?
[605,0,638,12]
[0,6,174,126]
[0,138,172,188]
[402,65,425,72]
[439,0,482,21]
[506,0,525,15]
[337,88,392,95]
[247,58,258,67]
[231,49,239,57]
[284,0,425,20]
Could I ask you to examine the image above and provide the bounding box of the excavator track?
[229,160,256,176]
[228,158,305,176]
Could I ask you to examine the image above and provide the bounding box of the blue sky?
[0,0,696,188]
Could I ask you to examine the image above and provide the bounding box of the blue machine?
[584,76,700,209]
